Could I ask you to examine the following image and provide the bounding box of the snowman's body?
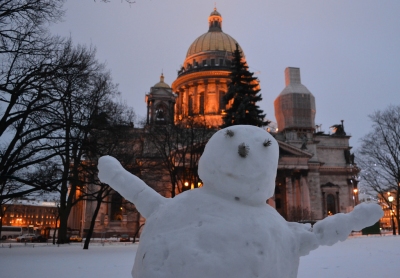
[97,125,383,278]
[134,188,300,278]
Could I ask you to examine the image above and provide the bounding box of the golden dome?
[186,32,242,58]
[153,73,170,88]
[185,8,244,58]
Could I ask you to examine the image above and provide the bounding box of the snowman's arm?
[98,155,168,218]
[287,222,319,256]
[312,203,383,246]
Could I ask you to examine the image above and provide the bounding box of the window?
[219,92,227,112]
[155,105,166,121]
[188,96,194,116]
[211,59,215,66]
[111,193,123,221]
[202,60,207,66]
[326,194,336,215]
[199,93,204,114]
[219,59,224,66]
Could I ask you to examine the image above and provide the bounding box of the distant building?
[72,8,359,238]
[1,200,58,237]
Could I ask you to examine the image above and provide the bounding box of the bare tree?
[357,105,400,235]
[46,41,124,244]
[0,1,66,202]
[143,118,214,197]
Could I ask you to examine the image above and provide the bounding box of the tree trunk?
[52,217,59,245]
[83,194,103,250]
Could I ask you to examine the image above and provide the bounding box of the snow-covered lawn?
[0,235,399,278]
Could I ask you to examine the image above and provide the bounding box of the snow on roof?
[12,199,57,207]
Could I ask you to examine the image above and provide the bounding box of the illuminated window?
[219,92,226,112]
[327,194,336,215]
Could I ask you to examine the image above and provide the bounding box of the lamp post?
[388,195,396,235]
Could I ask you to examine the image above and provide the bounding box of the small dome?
[210,8,221,16]
[153,73,170,88]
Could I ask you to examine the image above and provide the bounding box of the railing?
[177,64,231,77]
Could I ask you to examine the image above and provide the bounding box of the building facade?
[1,200,58,238]
[272,67,358,221]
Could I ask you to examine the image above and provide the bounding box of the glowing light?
[184,182,189,187]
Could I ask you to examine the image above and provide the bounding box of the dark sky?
[50,0,400,150]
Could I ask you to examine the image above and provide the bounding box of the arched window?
[155,105,165,121]
[326,194,336,215]
[155,103,169,124]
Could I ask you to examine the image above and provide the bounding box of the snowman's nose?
[238,143,249,158]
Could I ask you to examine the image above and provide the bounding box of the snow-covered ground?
[0,235,399,278]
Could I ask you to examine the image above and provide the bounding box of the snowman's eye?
[238,143,249,157]
[225,129,234,137]
[263,139,272,147]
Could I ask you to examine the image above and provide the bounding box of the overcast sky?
[50,0,400,150]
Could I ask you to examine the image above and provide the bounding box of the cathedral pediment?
[277,140,313,158]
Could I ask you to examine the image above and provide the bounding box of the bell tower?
[146,74,176,125]
[274,67,316,133]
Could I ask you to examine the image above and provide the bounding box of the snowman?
[98,125,382,278]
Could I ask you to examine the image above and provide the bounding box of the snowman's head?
[198,125,279,205]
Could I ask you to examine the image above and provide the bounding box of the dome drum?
[178,60,232,77]
[173,76,229,126]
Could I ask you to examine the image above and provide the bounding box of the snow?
[97,125,384,278]
[0,236,399,278]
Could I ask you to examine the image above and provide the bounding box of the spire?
[160,73,164,83]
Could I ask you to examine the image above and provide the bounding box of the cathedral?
[71,8,359,238]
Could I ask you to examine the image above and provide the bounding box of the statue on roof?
[331,120,346,136]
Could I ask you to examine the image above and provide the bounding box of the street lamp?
[388,195,396,235]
